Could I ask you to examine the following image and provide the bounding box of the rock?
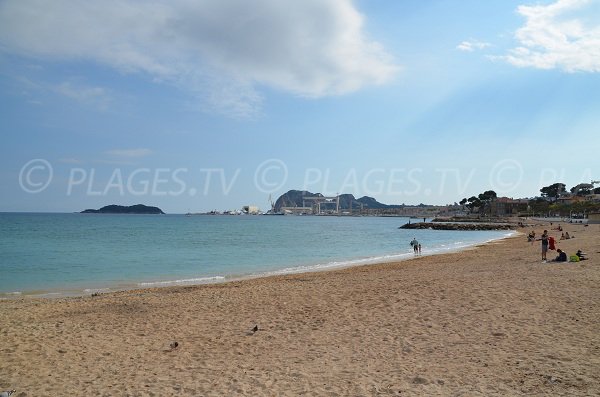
[246,325,259,336]
[412,376,429,385]
[544,375,561,384]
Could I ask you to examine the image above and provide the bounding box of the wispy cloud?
[105,148,153,158]
[13,75,111,110]
[58,157,84,164]
[53,81,111,110]
[501,0,600,72]
[0,0,399,117]
[456,40,491,52]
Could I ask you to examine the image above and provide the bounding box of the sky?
[1,0,599,213]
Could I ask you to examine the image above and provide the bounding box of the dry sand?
[1,221,599,396]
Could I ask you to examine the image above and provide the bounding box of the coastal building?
[557,194,589,205]
[588,213,600,224]
[280,206,313,215]
[242,205,260,214]
[490,197,529,216]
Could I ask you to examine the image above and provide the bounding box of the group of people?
[560,231,572,240]
[552,249,587,262]
[406,226,587,262]
[537,229,587,263]
[410,238,422,255]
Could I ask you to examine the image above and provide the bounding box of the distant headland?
[81,204,165,214]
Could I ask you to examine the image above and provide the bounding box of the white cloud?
[106,148,153,158]
[503,0,600,72]
[0,0,398,117]
[457,40,491,52]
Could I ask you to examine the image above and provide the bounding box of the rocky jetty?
[399,222,514,231]
[431,217,510,224]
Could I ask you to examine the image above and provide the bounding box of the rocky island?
[80,204,165,214]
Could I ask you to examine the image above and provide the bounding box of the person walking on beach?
[410,238,419,254]
[539,230,549,262]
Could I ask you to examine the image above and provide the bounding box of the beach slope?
[1,223,599,396]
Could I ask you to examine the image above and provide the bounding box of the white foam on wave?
[261,252,416,277]
[83,288,111,294]
[0,291,22,299]
[256,231,517,279]
[137,275,225,287]
[30,292,64,298]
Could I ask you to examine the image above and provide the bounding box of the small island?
[81,204,165,214]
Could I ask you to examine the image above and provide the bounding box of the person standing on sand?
[539,230,549,261]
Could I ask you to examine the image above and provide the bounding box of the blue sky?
[1,0,599,213]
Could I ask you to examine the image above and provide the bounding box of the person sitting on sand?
[553,249,567,262]
[576,250,588,260]
[560,232,566,240]
[565,232,571,239]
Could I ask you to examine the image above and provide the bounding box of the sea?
[0,213,515,298]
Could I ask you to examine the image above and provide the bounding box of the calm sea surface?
[0,213,514,297]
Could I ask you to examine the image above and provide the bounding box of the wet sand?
[1,222,599,396]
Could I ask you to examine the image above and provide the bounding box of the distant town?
[188,181,600,223]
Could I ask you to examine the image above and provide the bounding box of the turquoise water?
[0,213,514,297]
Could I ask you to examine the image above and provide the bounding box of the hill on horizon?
[273,190,406,212]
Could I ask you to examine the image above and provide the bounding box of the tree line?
[458,183,600,217]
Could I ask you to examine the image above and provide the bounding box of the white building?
[242,205,260,214]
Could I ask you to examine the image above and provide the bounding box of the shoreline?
[1,230,518,300]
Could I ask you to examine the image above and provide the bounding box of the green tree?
[466,196,481,213]
[540,183,566,200]
[528,197,550,216]
[570,184,592,196]
[478,190,497,202]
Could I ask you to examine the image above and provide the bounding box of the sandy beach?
[1,221,599,396]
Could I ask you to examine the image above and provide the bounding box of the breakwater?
[400,222,515,231]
